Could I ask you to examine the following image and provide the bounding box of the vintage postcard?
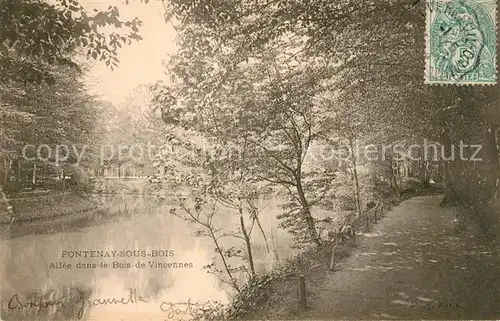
[2,0,500,321]
[425,0,497,84]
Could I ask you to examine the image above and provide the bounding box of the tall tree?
[152,29,339,246]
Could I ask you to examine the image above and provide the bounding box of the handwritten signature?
[160,298,220,319]
[7,289,220,320]
[8,288,148,319]
[8,292,66,313]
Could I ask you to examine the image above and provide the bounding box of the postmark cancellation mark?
[425,0,497,85]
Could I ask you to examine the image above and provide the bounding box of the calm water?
[0,194,295,321]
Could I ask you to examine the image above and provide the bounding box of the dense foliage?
[0,0,142,84]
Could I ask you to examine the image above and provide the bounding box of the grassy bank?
[0,192,100,224]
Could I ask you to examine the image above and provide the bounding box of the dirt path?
[300,195,500,320]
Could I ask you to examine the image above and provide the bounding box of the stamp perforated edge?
[424,0,498,86]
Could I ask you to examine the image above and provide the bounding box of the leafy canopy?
[0,0,143,84]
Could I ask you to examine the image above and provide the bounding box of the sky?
[81,0,178,104]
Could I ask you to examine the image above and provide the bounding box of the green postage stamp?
[426,0,497,85]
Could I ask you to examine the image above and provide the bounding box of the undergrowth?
[192,241,354,320]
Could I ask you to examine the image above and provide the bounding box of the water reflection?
[1,194,294,320]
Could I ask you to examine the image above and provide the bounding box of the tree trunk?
[397,161,403,187]
[32,162,37,186]
[209,229,240,292]
[269,223,280,267]
[0,184,14,221]
[239,210,255,275]
[2,158,8,185]
[441,160,460,206]
[390,163,401,197]
[62,170,66,194]
[348,138,362,218]
[440,135,466,206]
[435,158,443,183]
[329,245,336,271]
[7,159,12,184]
[249,203,271,255]
[295,174,321,247]
[420,154,430,185]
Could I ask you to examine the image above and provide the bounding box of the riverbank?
[0,191,100,225]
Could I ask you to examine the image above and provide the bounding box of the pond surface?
[0,194,295,321]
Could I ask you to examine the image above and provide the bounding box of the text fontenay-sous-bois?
[61,249,175,258]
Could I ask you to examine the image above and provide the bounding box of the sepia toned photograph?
[1,0,500,320]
